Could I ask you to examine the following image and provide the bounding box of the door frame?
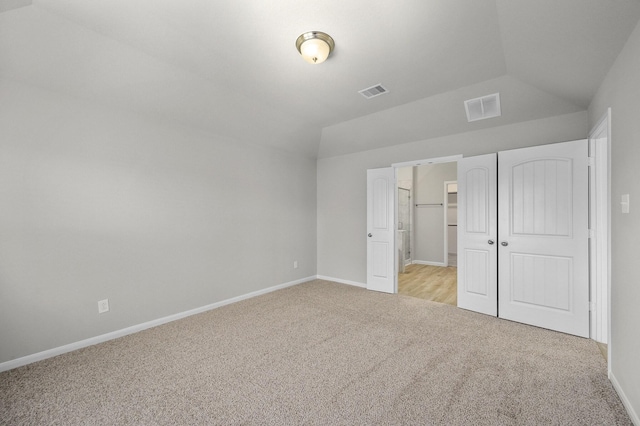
[588,108,611,351]
[392,155,462,170]
[391,155,462,291]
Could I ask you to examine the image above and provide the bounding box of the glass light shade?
[300,38,331,64]
[296,32,334,65]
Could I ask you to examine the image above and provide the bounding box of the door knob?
[368,233,372,237]
[488,240,494,245]
[501,241,509,246]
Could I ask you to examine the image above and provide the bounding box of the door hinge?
[589,229,595,239]
[588,157,595,167]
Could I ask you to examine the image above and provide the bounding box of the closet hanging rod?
[415,203,443,207]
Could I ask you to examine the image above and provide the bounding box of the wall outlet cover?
[98,299,109,314]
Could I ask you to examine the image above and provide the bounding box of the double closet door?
[457,140,589,338]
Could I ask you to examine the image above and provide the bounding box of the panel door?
[457,154,498,316]
[498,140,589,337]
[366,167,395,293]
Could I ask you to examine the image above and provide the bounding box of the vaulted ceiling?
[2,0,640,158]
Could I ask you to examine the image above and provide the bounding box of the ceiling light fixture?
[296,31,335,64]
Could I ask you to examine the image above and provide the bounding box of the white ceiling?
[1,0,640,158]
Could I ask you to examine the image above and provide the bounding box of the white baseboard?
[0,276,316,373]
[412,260,446,267]
[316,275,366,288]
[610,371,640,425]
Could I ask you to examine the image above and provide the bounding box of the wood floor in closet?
[398,264,457,306]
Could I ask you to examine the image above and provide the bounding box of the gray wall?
[413,163,457,264]
[589,19,640,420]
[0,78,317,363]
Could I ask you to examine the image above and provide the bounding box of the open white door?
[366,167,395,293]
[457,154,498,316]
[498,140,589,337]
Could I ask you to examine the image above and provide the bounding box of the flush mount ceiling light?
[296,31,335,64]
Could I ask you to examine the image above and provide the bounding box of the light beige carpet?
[0,280,631,425]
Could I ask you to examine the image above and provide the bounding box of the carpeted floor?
[0,280,632,425]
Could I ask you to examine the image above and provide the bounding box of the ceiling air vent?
[464,93,501,122]
[359,84,388,99]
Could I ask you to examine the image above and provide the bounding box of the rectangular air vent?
[464,93,501,122]
[359,84,388,99]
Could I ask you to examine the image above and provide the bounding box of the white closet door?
[498,140,589,337]
[366,167,396,293]
[457,154,498,316]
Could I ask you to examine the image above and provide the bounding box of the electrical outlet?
[621,194,630,214]
[293,260,298,269]
[98,299,109,314]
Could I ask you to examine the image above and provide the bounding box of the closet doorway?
[397,162,458,306]
[457,140,589,337]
